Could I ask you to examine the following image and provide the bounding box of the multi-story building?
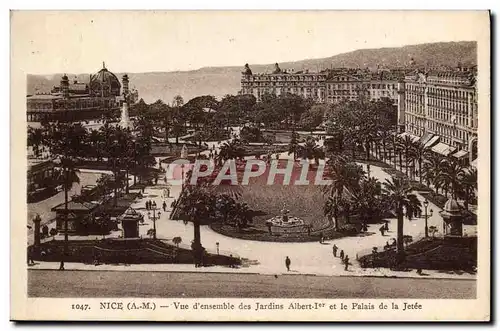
[240,63,402,105]
[325,71,400,105]
[240,63,327,103]
[27,63,138,122]
[399,67,478,163]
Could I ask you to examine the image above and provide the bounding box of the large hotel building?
[240,63,478,165]
[240,63,402,105]
[399,67,478,164]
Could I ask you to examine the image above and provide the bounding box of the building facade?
[240,63,401,105]
[27,63,138,122]
[400,67,478,163]
[240,63,328,103]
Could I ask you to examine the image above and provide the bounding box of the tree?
[382,177,422,263]
[43,122,86,270]
[216,194,237,225]
[439,157,466,199]
[409,142,428,183]
[287,131,300,160]
[297,138,324,164]
[403,235,414,247]
[27,127,45,158]
[177,184,217,266]
[217,139,246,162]
[459,167,477,210]
[172,95,184,108]
[147,228,156,239]
[298,105,325,133]
[428,225,438,238]
[422,152,445,194]
[396,135,415,177]
[172,236,182,248]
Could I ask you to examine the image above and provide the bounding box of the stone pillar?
[33,215,41,246]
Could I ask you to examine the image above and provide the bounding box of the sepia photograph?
[10,10,490,321]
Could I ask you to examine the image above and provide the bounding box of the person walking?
[285,256,291,272]
[379,226,385,236]
[339,250,344,261]
[384,220,389,231]
[344,255,350,271]
[332,244,338,257]
[162,201,167,212]
[319,232,324,244]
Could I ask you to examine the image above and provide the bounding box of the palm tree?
[439,157,464,199]
[57,157,80,270]
[382,176,422,263]
[422,152,445,194]
[297,138,324,164]
[177,184,216,266]
[27,127,45,158]
[396,135,415,177]
[218,139,246,162]
[459,167,478,210]
[409,142,428,183]
[287,131,300,160]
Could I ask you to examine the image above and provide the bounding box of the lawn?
[211,159,336,241]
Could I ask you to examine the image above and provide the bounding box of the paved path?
[27,128,476,279]
[28,270,476,298]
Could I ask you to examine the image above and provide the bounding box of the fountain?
[267,203,305,228]
[119,101,131,129]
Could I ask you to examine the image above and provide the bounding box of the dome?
[443,199,461,213]
[89,63,121,97]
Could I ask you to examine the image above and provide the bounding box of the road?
[28,270,476,299]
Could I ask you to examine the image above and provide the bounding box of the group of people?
[332,244,350,271]
[144,200,167,212]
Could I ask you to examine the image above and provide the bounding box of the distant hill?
[27,41,476,104]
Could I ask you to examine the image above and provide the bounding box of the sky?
[11,11,488,75]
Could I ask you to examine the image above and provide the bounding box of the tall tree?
[382,177,422,263]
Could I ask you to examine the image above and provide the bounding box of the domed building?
[89,65,122,97]
[27,62,138,122]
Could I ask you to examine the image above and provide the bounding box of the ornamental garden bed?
[29,238,241,266]
[207,160,351,242]
[358,236,477,272]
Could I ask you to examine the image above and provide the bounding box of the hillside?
[27,41,476,104]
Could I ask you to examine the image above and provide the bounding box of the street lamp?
[216,242,220,255]
[147,201,161,240]
[423,199,434,238]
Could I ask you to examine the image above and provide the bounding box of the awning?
[452,150,469,159]
[409,134,420,143]
[424,135,440,148]
[398,132,419,143]
[431,142,457,156]
[419,132,434,145]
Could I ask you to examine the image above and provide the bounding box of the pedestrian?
[384,220,389,231]
[379,226,385,236]
[162,201,167,212]
[344,255,350,271]
[319,232,323,244]
[339,250,344,260]
[332,244,338,257]
[145,201,149,210]
[285,256,291,272]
